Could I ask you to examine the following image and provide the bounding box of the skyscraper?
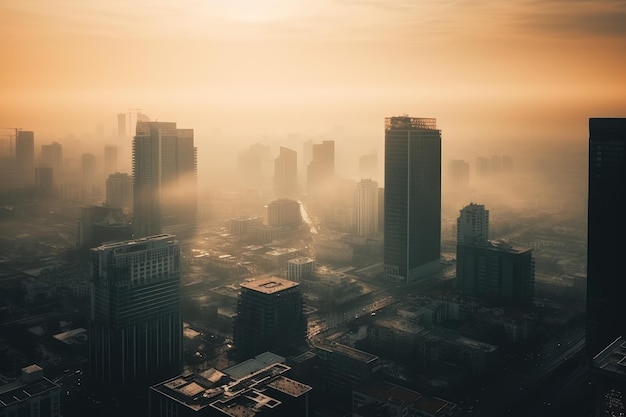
[81,153,97,198]
[307,140,334,196]
[15,130,34,184]
[233,276,306,360]
[354,178,379,237]
[132,121,197,238]
[106,172,132,210]
[384,116,441,283]
[41,141,62,183]
[457,203,489,245]
[586,118,626,358]
[88,234,182,386]
[274,146,298,198]
[104,145,118,177]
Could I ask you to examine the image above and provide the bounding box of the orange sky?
[1,0,625,153]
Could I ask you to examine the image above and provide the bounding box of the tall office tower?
[267,198,302,227]
[587,118,626,358]
[41,141,62,182]
[354,179,379,237]
[104,145,118,177]
[307,140,334,196]
[384,116,441,283]
[15,130,34,184]
[132,121,197,238]
[457,203,489,245]
[274,146,298,197]
[448,159,470,191]
[456,239,535,304]
[302,139,313,174]
[117,113,127,140]
[233,276,306,360]
[359,151,378,180]
[88,234,182,387]
[106,172,133,210]
[476,156,491,177]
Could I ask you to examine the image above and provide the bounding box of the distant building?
[287,257,315,282]
[117,113,127,140]
[78,205,132,248]
[149,352,311,417]
[457,203,489,245]
[448,159,469,190]
[15,130,34,184]
[233,277,306,359]
[274,146,298,198]
[229,215,263,236]
[104,145,118,177]
[88,234,182,387]
[41,141,62,181]
[133,121,197,238]
[0,364,61,417]
[384,116,441,283]
[81,153,97,198]
[359,151,378,180]
[457,239,535,304]
[476,156,490,177]
[105,172,132,210]
[586,118,626,358]
[267,199,301,228]
[355,179,379,237]
[307,140,334,204]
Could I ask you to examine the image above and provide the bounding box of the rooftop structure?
[240,276,299,295]
[150,354,311,416]
[0,365,61,416]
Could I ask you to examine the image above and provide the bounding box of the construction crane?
[0,127,22,156]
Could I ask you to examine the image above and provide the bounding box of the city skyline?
[1,1,624,153]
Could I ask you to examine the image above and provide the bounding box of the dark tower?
[586,118,626,358]
[88,234,182,387]
[384,116,441,283]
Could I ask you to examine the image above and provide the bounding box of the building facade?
[106,172,133,210]
[233,277,306,360]
[457,202,489,245]
[133,121,197,238]
[267,199,301,228]
[587,118,626,358]
[354,179,379,237]
[15,130,34,185]
[457,240,535,304]
[88,234,182,387]
[274,146,298,198]
[384,116,441,283]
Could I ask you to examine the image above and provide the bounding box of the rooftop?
[385,116,438,131]
[92,233,177,251]
[240,276,298,294]
[593,336,626,379]
[0,366,59,408]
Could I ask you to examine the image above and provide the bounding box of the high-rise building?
[586,118,626,358]
[106,172,133,210]
[354,179,379,237]
[456,239,534,304]
[457,203,489,245]
[448,159,470,190]
[384,116,441,283]
[15,130,34,184]
[274,146,298,198]
[41,141,62,181]
[233,276,306,360]
[117,113,127,140]
[476,156,491,177]
[307,140,334,198]
[104,145,118,177]
[132,121,197,238]
[358,151,378,180]
[88,234,182,387]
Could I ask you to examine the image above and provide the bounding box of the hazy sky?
[1,0,625,158]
